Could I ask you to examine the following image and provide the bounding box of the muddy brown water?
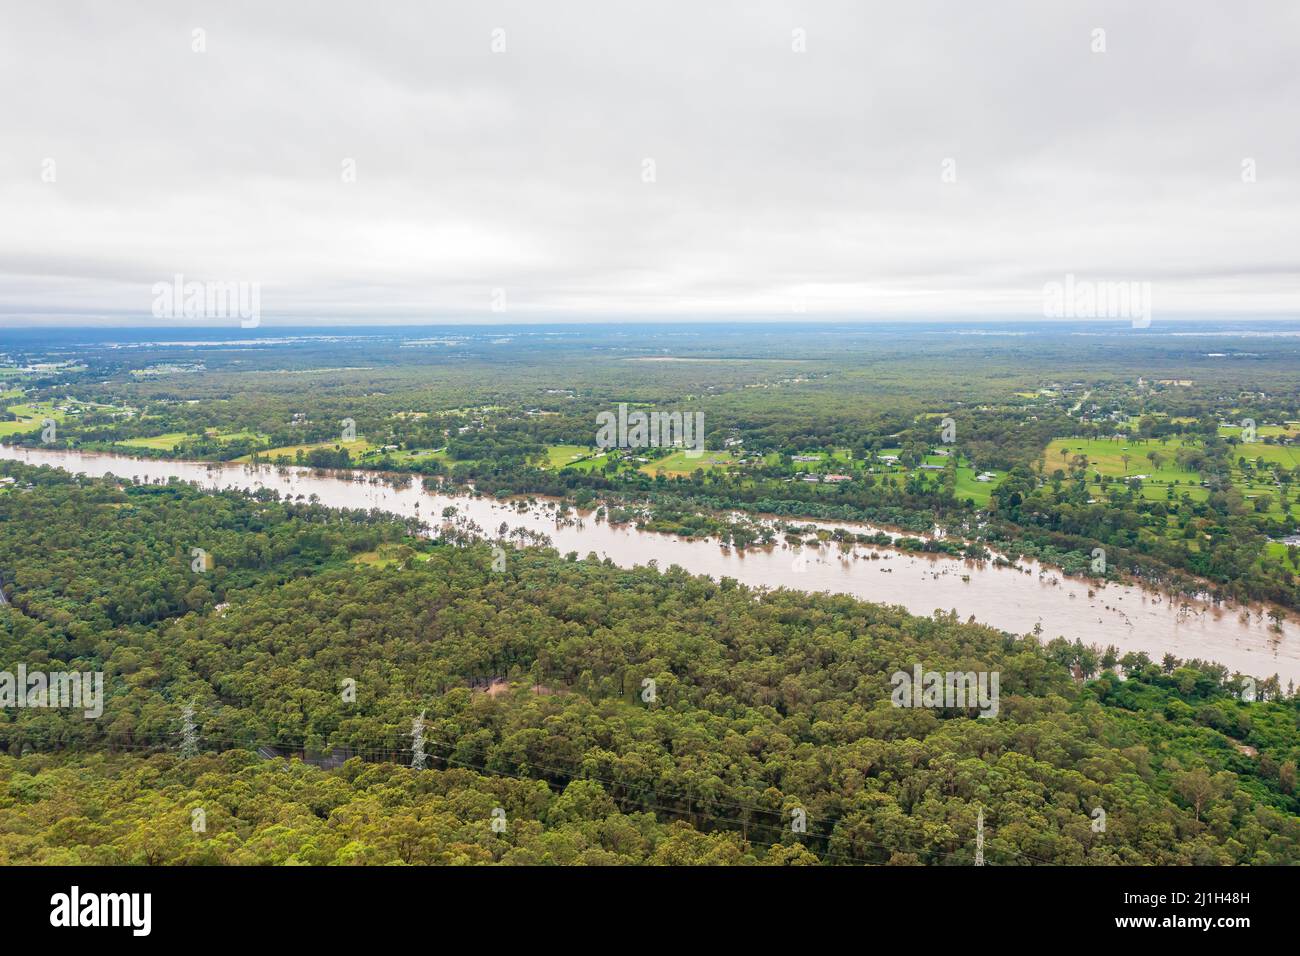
[3,445,1295,683]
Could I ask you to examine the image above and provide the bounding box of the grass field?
[113,428,270,451]
[238,439,376,463]
[1045,435,1300,519]
[5,403,50,418]
[1234,443,1300,469]
[953,466,1001,505]
[1266,541,1299,573]
[1220,423,1300,441]
[639,449,738,477]
[350,446,476,468]
[763,449,854,471]
[0,401,63,437]
[1044,437,1206,511]
[0,419,40,437]
[210,429,269,443]
[755,446,1003,503]
[3,396,138,439]
[356,446,446,465]
[115,431,193,450]
[541,444,598,468]
[564,452,611,473]
[1043,437,1200,482]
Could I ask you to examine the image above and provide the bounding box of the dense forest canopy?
[1,457,1297,865]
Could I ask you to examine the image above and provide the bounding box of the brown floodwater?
[3,444,1295,683]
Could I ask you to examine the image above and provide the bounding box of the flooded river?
[2,444,1295,682]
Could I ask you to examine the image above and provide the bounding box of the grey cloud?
[1,0,1297,325]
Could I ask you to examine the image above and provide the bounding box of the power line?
[12,726,1057,865]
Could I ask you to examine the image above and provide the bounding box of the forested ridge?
[1,460,1298,864]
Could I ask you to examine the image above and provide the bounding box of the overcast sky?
[2,0,1298,326]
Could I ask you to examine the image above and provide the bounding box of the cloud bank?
[1,0,1297,325]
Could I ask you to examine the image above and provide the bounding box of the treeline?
[0,459,417,634]
[995,460,1300,610]
[0,754,781,865]
[1,465,1297,864]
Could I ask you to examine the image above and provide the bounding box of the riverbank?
[2,443,1295,682]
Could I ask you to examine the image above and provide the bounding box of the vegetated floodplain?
[4,322,1299,610]
[1,320,1298,867]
